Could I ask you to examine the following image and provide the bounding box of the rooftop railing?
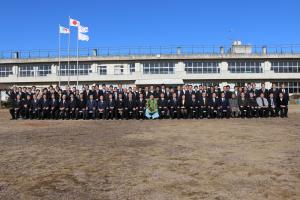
[1,44,300,59]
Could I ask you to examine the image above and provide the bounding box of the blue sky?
[0,0,299,51]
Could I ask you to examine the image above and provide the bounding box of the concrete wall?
[0,56,300,87]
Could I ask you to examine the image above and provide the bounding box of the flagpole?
[58,25,61,87]
[76,28,79,88]
[67,16,71,86]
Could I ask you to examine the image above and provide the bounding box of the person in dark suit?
[258,83,269,98]
[238,92,249,118]
[30,94,41,119]
[106,94,115,120]
[157,92,169,119]
[153,86,161,99]
[136,93,146,120]
[199,92,209,118]
[59,94,70,120]
[97,95,107,119]
[248,92,259,118]
[219,92,230,118]
[269,83,279,99]
[208,93,219,118]
[41,94,50,119]
[49,94,59,119]
[214,85,222,98]
[169,93,180,119]
[185,85,194,101]
[233,86,241,98]
[268,93,278,117]
[69,94,77,119]
[144,87,152,99]
[124,93,136,119]
[279,83,289,102]
[22,95,32,119]
[6,87,18,104]
[176,85,183,99]
[164,87,172,100]
[189,94,199,119]
[277,92,288,117]
[250,84,259,98]
[85,95,97,120]
[224,85,232,100]
[179,94,189,119]
[116,93,125,120]
[76,94,86,120]
[9,94,23,120]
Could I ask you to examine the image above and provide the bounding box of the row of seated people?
[6,82,289,102]
[9,89,288,120]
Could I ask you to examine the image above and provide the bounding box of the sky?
[0,0,300,51]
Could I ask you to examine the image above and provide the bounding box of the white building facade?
[0,43,300,94]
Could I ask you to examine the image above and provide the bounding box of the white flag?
[78,25,88,33]
[78,32,89,41]
[59,25,70,34]
[70,18,80,27]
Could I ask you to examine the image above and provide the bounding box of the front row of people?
[9,91,288,120]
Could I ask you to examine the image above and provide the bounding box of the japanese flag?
[59,25,70,34]
[70,18,80,27]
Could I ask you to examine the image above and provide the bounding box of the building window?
[0,65,13,77]
[185,61,220,74]
[271,61,300,73]
[37,65,51,76]
[129,63,135,73]
[228,61,263,73]
[98,66,107,75]
[19,65,35,77]
[273,81,300,94]
[143,62,175,74]
[59,63,92,76]
[114,65,124,75]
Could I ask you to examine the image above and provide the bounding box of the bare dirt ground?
[0,106,299,200]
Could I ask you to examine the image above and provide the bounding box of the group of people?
[6,82,289,120]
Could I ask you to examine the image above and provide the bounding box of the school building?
[0,41,300,94]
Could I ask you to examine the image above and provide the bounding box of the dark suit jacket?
[189,99,199,108]
[12,99,23,109]
[277,98,288,107]
[125,99,136,110]
[77,99,86,110]
[31,99,41,109]
[219,98,229,109]
[238,97,248,107]
[179,99,189,108]
[41,99,50,109]
[278,88,289,101]
[199,97,209,107]
[136,98,146,109]
[169,98,179,108]
[269,88,279,97]
[60,100,70,109]
[258,88,269,97]
[97,100,107,110]
[50,99,59,109]
[208,98,219,109]
[158,98,169,108]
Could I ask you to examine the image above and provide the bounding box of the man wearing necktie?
[277,92,288,117]
[256,93,269,117]
[268,93,278,117]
